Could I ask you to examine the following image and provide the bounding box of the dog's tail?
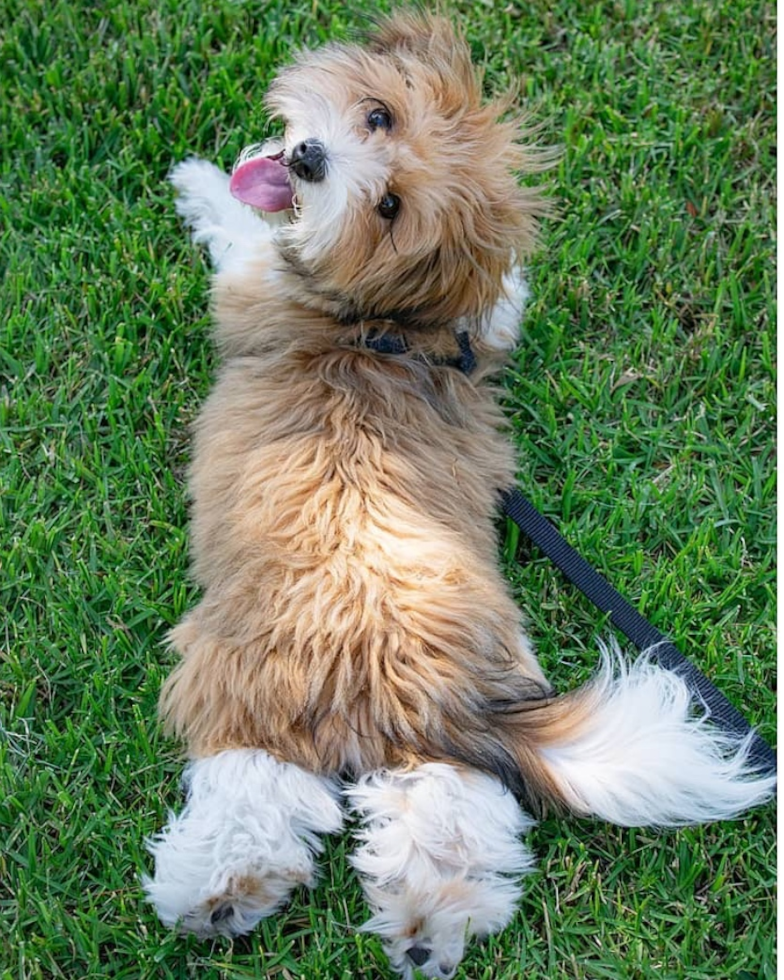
[457,644,776,826]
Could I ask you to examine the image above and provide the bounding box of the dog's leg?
[346,764,535,980]
[475,262,530,353]
[143,748,343,937]
[170,158,283,274]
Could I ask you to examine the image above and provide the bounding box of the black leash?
[360,330,775,776]
[501,487,777,777]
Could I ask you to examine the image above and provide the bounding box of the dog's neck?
[357,327,477,375]
[279,242,477,334]
[277,253,479,374]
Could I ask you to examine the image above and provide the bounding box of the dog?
[143,12,775,978]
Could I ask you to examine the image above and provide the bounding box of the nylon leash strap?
[501,487,777,777]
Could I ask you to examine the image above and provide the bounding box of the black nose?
[289,139,327,182]
[406,945,431,967]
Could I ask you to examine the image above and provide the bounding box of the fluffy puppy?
[144,12,775,978]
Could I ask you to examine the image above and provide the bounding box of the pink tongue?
[229,153,293,212]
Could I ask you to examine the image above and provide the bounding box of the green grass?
[0,0,775,978]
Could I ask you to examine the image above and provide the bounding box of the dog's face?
[230,13,544,327]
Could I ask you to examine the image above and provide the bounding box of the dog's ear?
[366,11,477,96]
[366,10,453,53]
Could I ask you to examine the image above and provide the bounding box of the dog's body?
[144,14,774,978]
[161,204,544,779]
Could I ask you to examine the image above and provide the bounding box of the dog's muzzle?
[289,139,327,182]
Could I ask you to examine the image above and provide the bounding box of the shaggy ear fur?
[365,10,478,95]
[362,11,548,321]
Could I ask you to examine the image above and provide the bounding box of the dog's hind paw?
[143,749,344,937]
[347,764,535,979]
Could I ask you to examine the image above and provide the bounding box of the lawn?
[0,0,776,978]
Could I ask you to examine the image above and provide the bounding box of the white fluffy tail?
[532,644,776,826]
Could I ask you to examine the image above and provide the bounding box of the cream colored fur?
[144,12,774,977]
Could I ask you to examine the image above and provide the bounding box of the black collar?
[361,329,477,375]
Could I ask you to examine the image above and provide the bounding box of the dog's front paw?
[170,158,232,225]
[479,263,530,352]
[170,158,276,272]
[170,158,237,267]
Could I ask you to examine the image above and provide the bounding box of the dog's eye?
[367,106,393,131]
[377,193,401,220]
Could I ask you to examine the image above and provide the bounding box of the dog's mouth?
[229,150,295,212]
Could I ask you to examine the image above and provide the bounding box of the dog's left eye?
[377,193,401,220]
[367,106,393,131]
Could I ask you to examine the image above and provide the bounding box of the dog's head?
[230,12,547,327]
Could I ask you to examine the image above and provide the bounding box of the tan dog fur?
[158,12,575,805]
[146,15,774,972]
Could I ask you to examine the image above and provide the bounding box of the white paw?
[170,157,276,272]
[347,764,535,979]
[480,264,530,352]
[170,158,232,226]
[143,749,344,937]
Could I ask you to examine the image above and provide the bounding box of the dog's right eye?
[377,193,401,220]
[367,106,393,131]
